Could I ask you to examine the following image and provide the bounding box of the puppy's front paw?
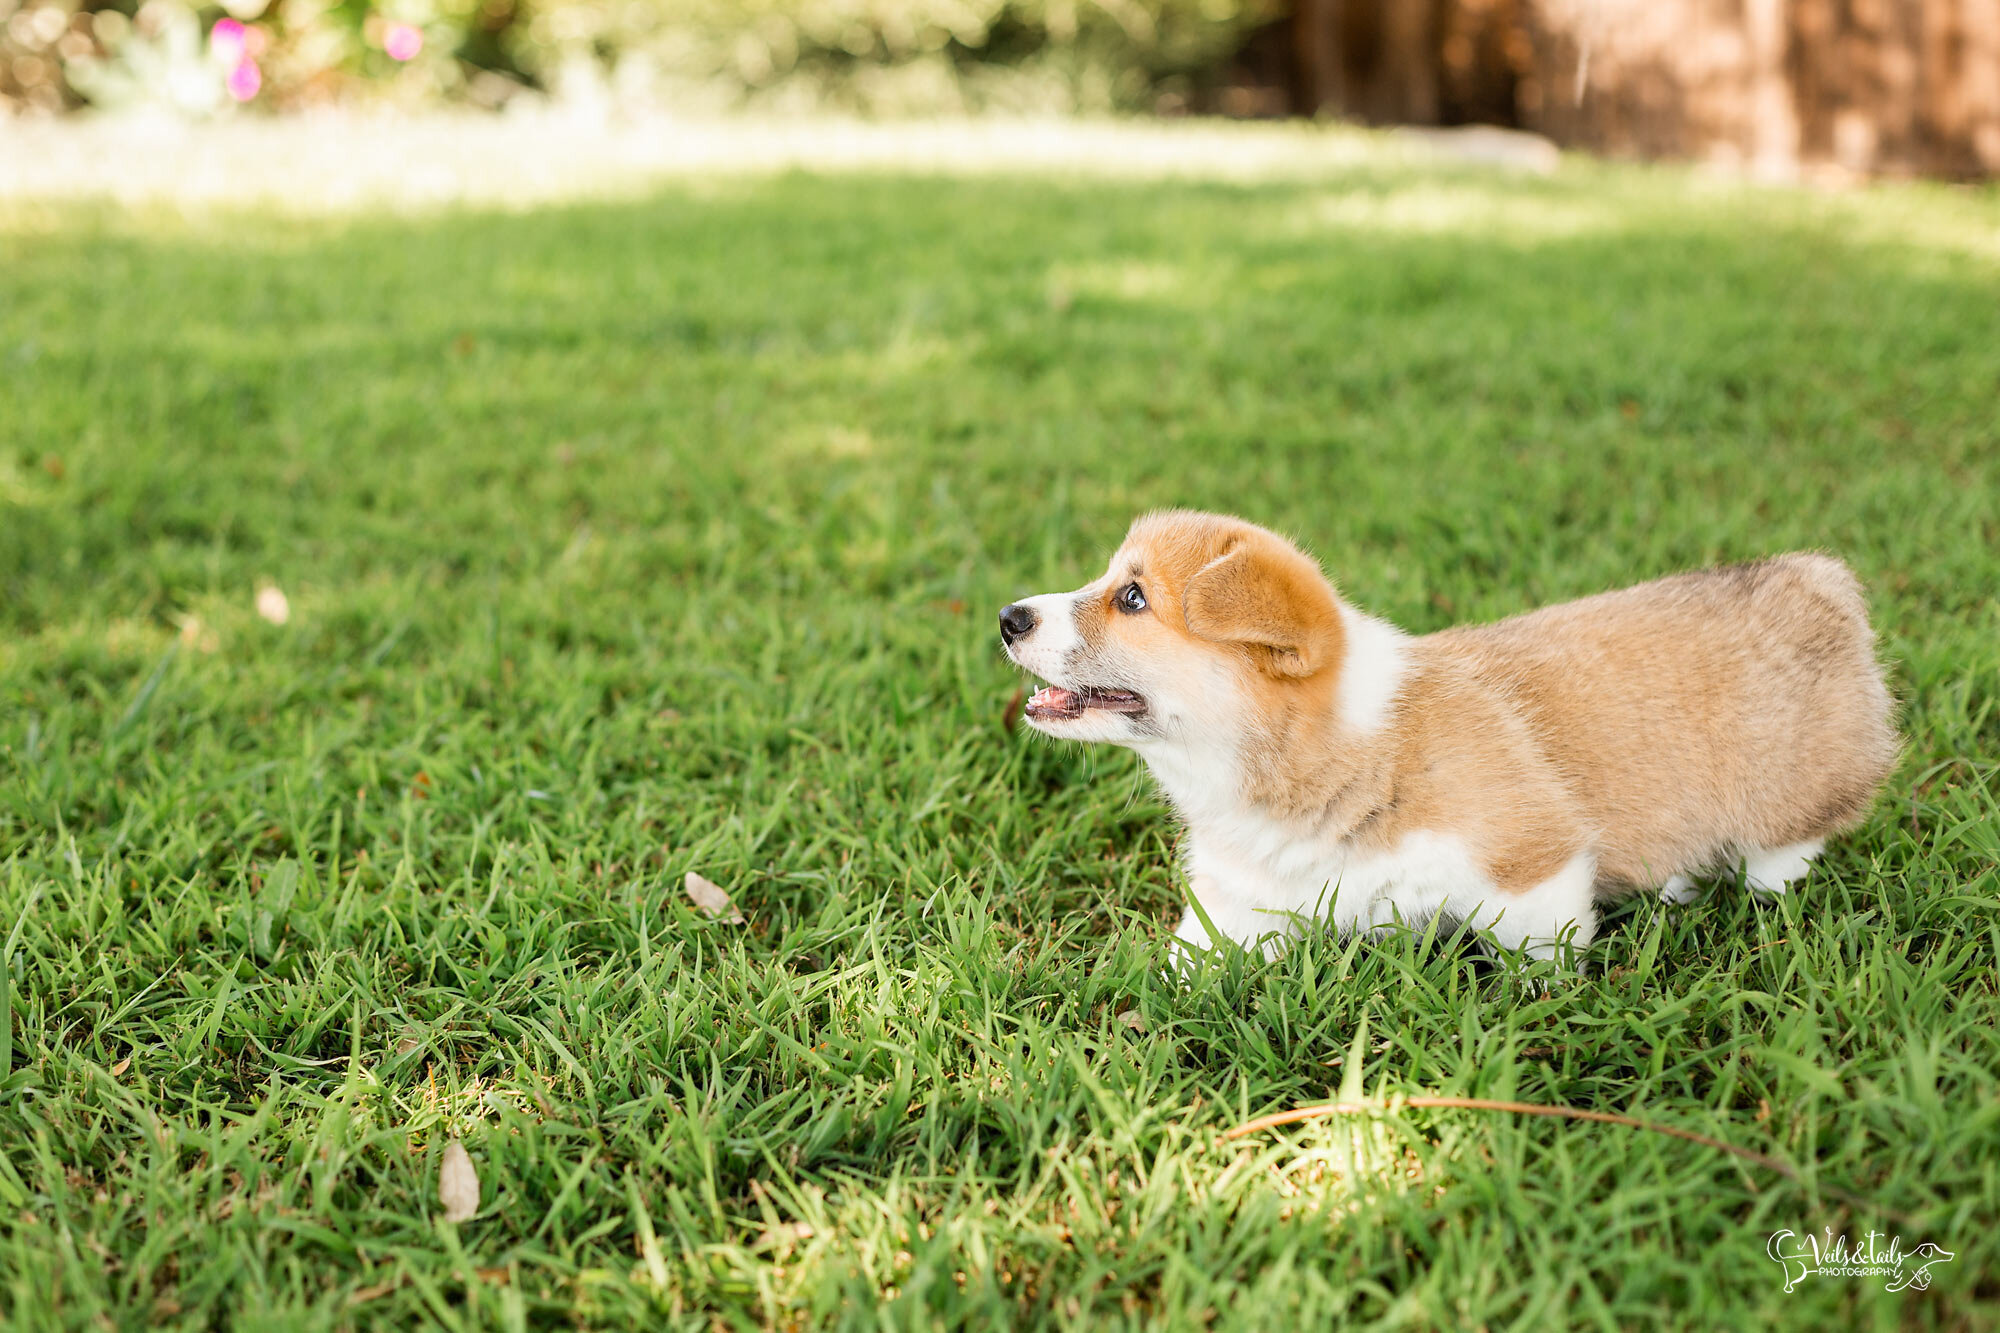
[1162,908,1215,981]
[1658,873,1700,906]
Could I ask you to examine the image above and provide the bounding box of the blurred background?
[4,0,1997,180]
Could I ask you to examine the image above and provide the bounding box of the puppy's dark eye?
[1116,582,1148,614]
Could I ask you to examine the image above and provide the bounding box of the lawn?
[2,134,1998,1330]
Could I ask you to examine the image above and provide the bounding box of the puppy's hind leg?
[1742,839,1825,900]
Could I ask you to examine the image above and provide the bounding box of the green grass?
[2,150,1998,1331]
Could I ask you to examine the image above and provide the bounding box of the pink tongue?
[1029,686,1077,711]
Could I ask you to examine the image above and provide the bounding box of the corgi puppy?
[999,511,1897,965]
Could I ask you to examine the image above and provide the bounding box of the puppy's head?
[999,511,1345,748]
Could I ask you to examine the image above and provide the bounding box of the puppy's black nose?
[999,603,1038,645]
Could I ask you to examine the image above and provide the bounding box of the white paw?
[1743,839,1824,899]
[1162,910,1212,980]
[1658,874,1700,906]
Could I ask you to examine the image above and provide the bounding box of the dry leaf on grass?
[1116,1009,1146,1034]
[394,1028,424,1056]
[255,583,291,625]
[347,1278,403,1307]
[438,1140,479,1222]
[110,1055,132,1076]
[1001,685,1026,734]
[177,615,219,653]
[684,871,745,924]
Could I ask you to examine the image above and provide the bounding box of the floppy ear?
[1182,533,1344,679]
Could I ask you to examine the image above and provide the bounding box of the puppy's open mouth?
[1025,685,1148,721]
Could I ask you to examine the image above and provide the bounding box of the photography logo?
[1766,1228,1954,1294]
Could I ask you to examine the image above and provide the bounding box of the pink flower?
[226,57,261,101]
[384,23,422,61]
[210,17,245,64]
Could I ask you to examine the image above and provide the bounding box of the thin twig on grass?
[1224,1095,1911,1226]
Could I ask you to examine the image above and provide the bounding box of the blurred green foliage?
[0,0,1279,115]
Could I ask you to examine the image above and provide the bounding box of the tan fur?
[1181,528,1345,678]
[1094,511,1897,901]
[1421,553,1899,891]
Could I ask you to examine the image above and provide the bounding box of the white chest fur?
[1141,747,1595,963]
[1181,807,1484,955]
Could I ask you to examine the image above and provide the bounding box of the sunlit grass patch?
[1,145,1997,1329]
